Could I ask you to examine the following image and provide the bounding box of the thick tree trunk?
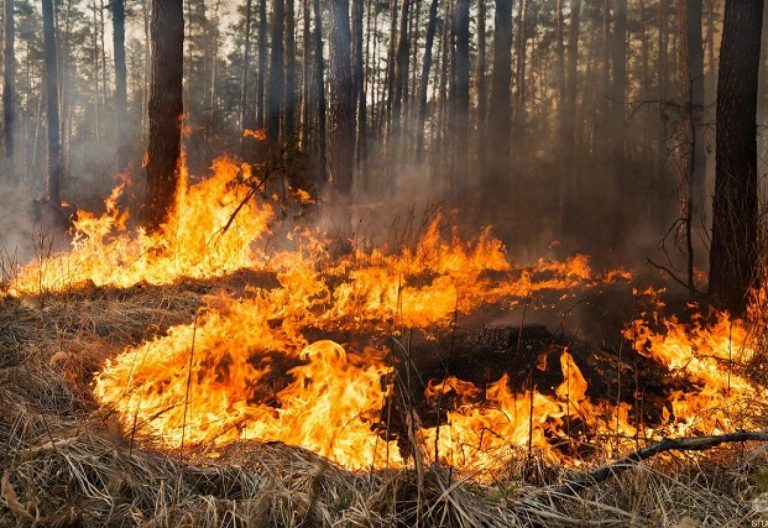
[415,0,439,159]
[113,0,129,171]
[329,0,355,199]
[42,0,62,204]
[708,0,764,313]
[145,0,184,231]
[4,0,14,182]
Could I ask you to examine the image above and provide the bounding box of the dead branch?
[646,257,703,296]
[552,430,768,496]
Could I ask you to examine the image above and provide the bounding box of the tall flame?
[11,157,764,477]
[10,158,272,293]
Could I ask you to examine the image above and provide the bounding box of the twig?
[646,257,703,296]
[180,310,200,451]
[551,430,768,496]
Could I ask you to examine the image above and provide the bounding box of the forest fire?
[6,157,764,479]
[4,0,768,523]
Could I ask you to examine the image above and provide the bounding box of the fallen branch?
[552,430,768,496]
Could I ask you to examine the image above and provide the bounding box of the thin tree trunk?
[267,0,285,145]
[285,0,297,141]
[416,0,439,159]
[3,0,14,182]
[256,0,268,129]
[487,0,512,195]
[352,0,366,166]
[450,0,469,197]
[476,0,486,130]
[383,0,399,136]
[708,0,763,313]
[513,0,527,122]
[607,0,626,242]
[42,0,62,204]
[99,0,108,115]
[142,0,150,141]
[554,0,565,227]
[560,0,580,229]
[391,0,410,170]
[145,0,184,231]
[300,0,311,148]
[113,0,129,171]
[239,0,253,152]
[91,0,101,139]
[675,0,705,298]
[312,0,327,188]
[654,0,669,227]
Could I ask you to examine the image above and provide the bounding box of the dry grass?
[1,281,766,527]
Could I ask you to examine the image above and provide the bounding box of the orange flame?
[13,156,763,477]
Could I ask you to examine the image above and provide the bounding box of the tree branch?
[646,257,703,296]
[551,430,768,496]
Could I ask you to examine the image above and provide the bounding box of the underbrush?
[0,283,766,527]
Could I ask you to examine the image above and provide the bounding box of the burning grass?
[0,282,766,527]
[3,159,768,525]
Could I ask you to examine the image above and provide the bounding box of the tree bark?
[256,0,267,130]
[554,0,565,226]
[392,0,410,117]
[708,0,764,313]
[415,0,439,159]
[312,0,327,189]
[450,0,469,196]
[607,0,626,242]
[113,0,129,171]
[284,0,297,140]
[42,0,62,204]
[145,0,184,231]
[675,0,705,298]
[476,0,487,130]
[329,0,355,198]
[239,0,254,153]
[4,0,14,182]
[487,0,513,195]
[300,0,311,148]
[267,0,285,145]
[513,0,527,122]
[560,0,580,230]
[352,0,366,164]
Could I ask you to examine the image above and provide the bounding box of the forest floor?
[0,277,767,527]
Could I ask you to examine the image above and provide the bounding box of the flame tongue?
[12,157,765,475]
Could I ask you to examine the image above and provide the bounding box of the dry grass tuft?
[1,280,766,527]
